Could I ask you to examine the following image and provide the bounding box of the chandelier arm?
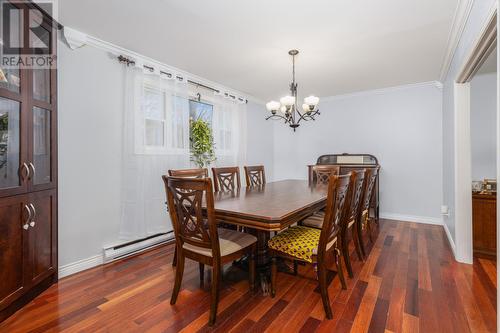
[303,110,320,121]
[310,109,320,118]
[266,114,289,121]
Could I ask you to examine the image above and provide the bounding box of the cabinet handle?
[29,203,36,228]
[23,204,31,230]
[20,163,30,182]
[28,162,36,180]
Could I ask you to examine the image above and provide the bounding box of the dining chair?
[357,166,380,258]
[311,165,340,185]
[268,173,352,319]
[167,168,209,267]
[340,170,367,276]
[168,168,209,178]
[303,170,366,278]
[301,164,342,227]
[244,165,266,187]
[212,167,241,192]
[163,176,257,326]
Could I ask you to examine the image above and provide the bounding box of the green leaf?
[190,118,216,168]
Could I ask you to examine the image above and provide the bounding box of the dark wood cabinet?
[0,194,29,313]
[0,0,58,322]
[27,190,57,286]
[472,193,496,258]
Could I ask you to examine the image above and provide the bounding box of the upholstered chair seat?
[301,212,325,229]
[303,211,356,229]
[268,226,337,263]
[183,228,257,257]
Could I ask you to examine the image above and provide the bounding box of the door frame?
[454,7,497,264]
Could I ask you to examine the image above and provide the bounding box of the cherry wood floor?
[0,220,496,333]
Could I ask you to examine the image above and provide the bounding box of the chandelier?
[265,49,320,131]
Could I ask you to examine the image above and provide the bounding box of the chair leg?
[170,248,184,305]
[318,263,333,319]
[209,262,221,326]
[271,257,277,297]
[341,233,354,278]
[249,248,256,291]
[357,218,367,259]
[172,246,177,267]
[352,227,364,261]
[199,263,204,282]
[293,260,298,275]
[367,218,374,243]
[334,248,347,290]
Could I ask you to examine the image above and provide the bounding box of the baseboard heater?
[103,231,174,263]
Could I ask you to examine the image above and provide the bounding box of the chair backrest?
[244,165,266,187]
[312,165,341,185]
[360,166,380,214]
[318,173,353,258]
[163,176,220,257]
[168,168,208,178]
[212,167,241,192]
[347,170,366,223]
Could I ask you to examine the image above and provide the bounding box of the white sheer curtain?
[119,64,248,241]
[212,92,247,167]
[120,65,190,240]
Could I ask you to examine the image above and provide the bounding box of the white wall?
[57,42,270,269]
[442,0,497,243]
[273,83,443,222]
[471,72,497,181]
[58,42,124,268]
[246,102,274,181]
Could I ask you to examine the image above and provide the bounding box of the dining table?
[211,179,328,291]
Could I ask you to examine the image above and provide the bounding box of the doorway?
[454,9,497,264]
[470,50,497,260]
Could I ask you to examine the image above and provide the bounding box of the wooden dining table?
[212,179,328,267]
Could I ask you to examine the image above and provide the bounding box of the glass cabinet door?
[0,1,21,94]
[32,69,51,103]
[32,107,51,186]
[0,97,24,194]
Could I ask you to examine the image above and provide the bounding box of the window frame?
[190,92,235,157]
[138,79,190,155]
[142,84,167,151]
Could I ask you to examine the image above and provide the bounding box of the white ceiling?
[59,0,459,101]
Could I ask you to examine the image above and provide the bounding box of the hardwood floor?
[0,220,496,332]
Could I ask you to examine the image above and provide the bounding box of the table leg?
[233,229,294,295]
[256,230,271,267]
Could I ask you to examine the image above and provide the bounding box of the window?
[189,99,213,124]
[143,86,166,147]
[139,80,189,154]
[215,107,233,154]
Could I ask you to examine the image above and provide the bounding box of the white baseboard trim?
[58,254,103,279]
[379,213,443,225]
[443,222,457,259]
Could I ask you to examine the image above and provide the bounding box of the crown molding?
[439,0,475,82]
[61,26,263,105]
[320,81,442,102]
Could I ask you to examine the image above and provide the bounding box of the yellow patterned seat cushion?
[268,226,323,263]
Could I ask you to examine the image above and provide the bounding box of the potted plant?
[190,118,216,168]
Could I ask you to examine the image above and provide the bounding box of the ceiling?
[58,0,459,101]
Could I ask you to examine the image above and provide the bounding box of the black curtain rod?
[118,55,248,104]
